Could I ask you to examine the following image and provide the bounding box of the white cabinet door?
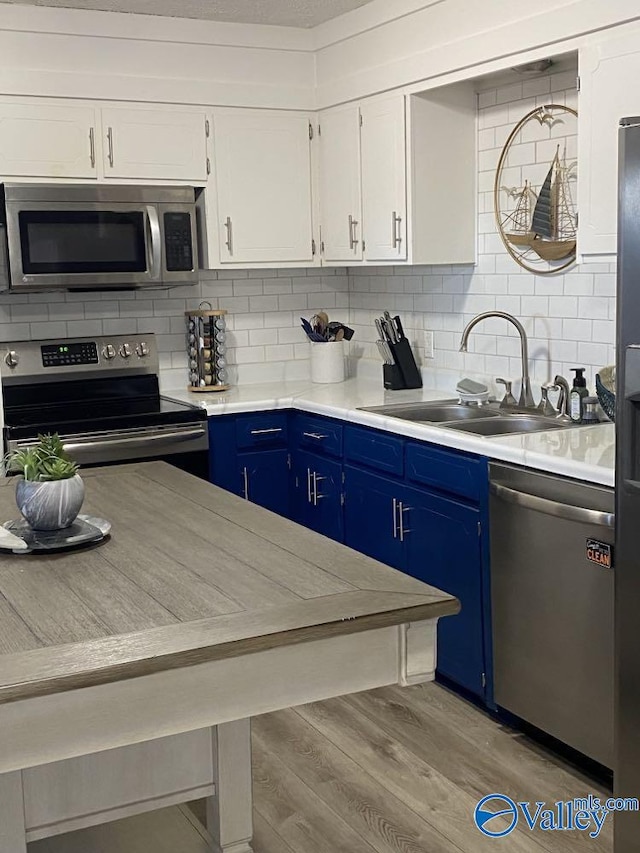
[360,95,407,261]
[0,102,97,178]
[212,109,314,264]
[318,105,363,262]
[579,25,640,256]
[102,108,208,182]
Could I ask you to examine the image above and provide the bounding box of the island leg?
[206,719,253,853]
[0,771,27,853]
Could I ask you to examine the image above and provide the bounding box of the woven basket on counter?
[595,365,615,422]
[185,304,229,392]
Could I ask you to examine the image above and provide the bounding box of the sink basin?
[441,415,573,436]
[361,400,501,423]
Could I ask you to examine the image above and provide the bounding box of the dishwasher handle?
[490,481,615,529]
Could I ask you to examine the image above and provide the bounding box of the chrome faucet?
[553,374,572,421]
[459,311,534,409]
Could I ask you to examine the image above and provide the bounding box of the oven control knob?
[102,344,116,360]
[136,342,149,358]
[4,350,18,368]
[119,343,132,359]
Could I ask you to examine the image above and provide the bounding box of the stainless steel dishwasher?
[489,462,614,767]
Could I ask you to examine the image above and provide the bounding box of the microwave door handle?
[145,205,162,281]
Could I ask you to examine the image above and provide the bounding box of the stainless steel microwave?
[0,183,201,291]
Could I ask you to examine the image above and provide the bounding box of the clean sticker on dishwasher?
[586,538,613,569]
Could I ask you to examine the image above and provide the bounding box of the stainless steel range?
[1,334,208,475]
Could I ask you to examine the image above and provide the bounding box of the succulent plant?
[7,433,80,481]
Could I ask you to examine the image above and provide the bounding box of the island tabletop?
[0,462,458,853]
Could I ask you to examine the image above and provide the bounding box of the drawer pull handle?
[392,497,398,539]
[303,432,328,440]
[307,468,313,504]
[242,466,249,500]
[399,503,411,541]
[250,428,283,436]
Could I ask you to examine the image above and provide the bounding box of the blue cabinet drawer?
[405,441,483,502]
[293,414,343,458]
[344,425,403,477]
[235,412,288,450]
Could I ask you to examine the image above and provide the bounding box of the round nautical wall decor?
[494,103,578,275]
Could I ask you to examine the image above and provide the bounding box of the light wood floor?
[34,682,612,853]
[247,682,612,853]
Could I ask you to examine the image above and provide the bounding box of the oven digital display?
[41,342,99,367]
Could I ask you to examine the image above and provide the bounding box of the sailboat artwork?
[504,147,576,260]
[503,181,537,247]
[494,103,578,275]
[529,145,577,260]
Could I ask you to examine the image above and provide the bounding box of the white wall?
[0,5,315,108]
[0,268,349,389]
[348,68,615,398]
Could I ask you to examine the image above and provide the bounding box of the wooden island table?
[0,462,458,853]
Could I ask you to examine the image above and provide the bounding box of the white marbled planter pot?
[16,475,85,531]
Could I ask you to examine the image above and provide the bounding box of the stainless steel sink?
[359,400,575,435]
[439,415,573,436]
[361,400,501,422]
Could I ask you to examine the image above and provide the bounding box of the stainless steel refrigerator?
[616,117,640,851]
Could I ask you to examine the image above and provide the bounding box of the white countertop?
[162,377,615,487]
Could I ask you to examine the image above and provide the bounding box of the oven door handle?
[145,205,162,281]
[62,426,206,454]
[490,481,615,528]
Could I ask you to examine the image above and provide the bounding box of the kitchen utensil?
[393,315,405,340]
[300,318,325,342]
[375,318,385,341]
[311,311,329,337]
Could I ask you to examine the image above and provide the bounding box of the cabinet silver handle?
[392,497,398,539]
[348,214,359,250]
[307,468,312,504]
[224,216,233,254]
[313,472,326,505]
[106,126,114,167]
[302,431,327,440]
[392,211,402,248]
[89,127,96,168]
[399,503,411,541]
[490,482,615,528]
[250,428,283,436]
[242,466,249,500]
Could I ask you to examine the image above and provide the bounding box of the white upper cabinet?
[578,24,640,257]
[212,109,314,264]
[0,101,97,179]
[360,95,407,262]
[406,85,476,266]
[318,105,363,262]
[101,107,208,182]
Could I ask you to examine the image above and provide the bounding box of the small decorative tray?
[0,515,111,555]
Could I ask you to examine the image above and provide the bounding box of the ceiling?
[0,0,376,28]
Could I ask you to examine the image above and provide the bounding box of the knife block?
[388,337,422,389]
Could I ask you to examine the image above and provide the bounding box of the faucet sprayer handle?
[538,382,559,417]
[496,377,517,409]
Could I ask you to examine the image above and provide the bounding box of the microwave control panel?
[164,212,194,272]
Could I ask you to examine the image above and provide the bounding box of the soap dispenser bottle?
[569,368,589,423]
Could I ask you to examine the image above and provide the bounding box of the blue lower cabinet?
[238,449,291,517]
[344,463,487,699]
[292,450,343,542]
[343,466,404,570]
[208,415,290,517]
[401,484,485,698]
